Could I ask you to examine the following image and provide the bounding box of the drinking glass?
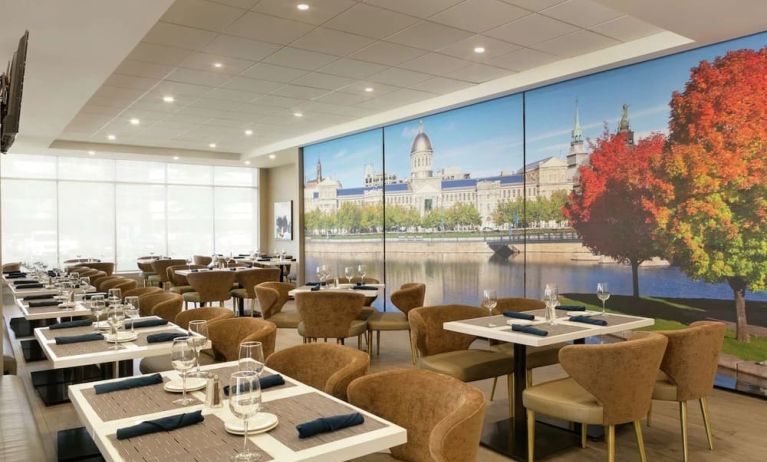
[482,289,498,326]
[543,284,559,325]
[79,277,90,294]
[90,296,106,331]
[187,320,209,377]
[124,296,140,333]
[69,271,80,282]
[108,288,122,303]
[171,337,196,406]
[229,371,262,461]
[597,282,610,314]
[60,281,75,310]
[186,257,193,271]
[238,341,264,376]
[357,265,367,285]
[344,266,354,285]
[106,306,125,350]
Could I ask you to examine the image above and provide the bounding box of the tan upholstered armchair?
[83,262,114,276]
[139,292,183,322]
[231,268,281,316]
[256,282,299,328]
[124,286,163,300]
[650,321,725,461]
[89,271,108,287]
[100,277,137,293]
[204,318,277,362]
[409,305,517,417]
[296,291,368,349]
[348,369,486,462]
[193,255,212,266]
[367,283,425,363]
[148,258,186,289]
[166,264,198,295]
[174,307,234,330]
[183,271,236,308]
[96,276,123,292]
[2,262,21,273]
[523,332,668,462]
[266,344,369,401]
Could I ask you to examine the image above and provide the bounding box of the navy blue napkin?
[353,285,378,291]
[223,374,286,396]
[49,319,92,330]
[116,410,204,440]
[511,324,548,336]
[12,279,38,285]
[257,258,270,262]
[296,412,364,438]
[190,269,199,272]
[6,273,27,279]
[28,299,60,308]
[94,374,163,394]
[55,333,104,345]
[569,315,607,326]
[503,311,535,320]
[125,319,168,329]
[3,270,23,275]
[15,283,44,289]
[557,305,586,311]
[23,294,54,301]
[310,286,320,291]
[83,292,107,300]
[146,332,187,343]
[306,281,327,287]
[47,270,58,277]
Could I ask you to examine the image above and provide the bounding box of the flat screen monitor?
[1,30,29,154]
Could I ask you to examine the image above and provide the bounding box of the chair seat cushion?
[230,288,250,299]
[139,350,217,374]
[170,285,194,294]
[367,312,409,331]
[297,320,368,339]
[147,275,161,282]
[2,355,16,375]
[359,306,375,320]
[523,377,603,425]
[418,349,516,383]
[268,311,301,328]
[0,376,47,462]
[491,342,563,369]
[182,292,201,303]
[652,370,678,401]
[352,452,395,461]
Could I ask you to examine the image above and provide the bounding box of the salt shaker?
[205,373,222,408]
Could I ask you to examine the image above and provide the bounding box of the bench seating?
[0,375,47,461]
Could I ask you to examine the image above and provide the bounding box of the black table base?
[21,338,48,361]
[481,418,581,460]
[32,360,132,406]
[57,427,104,462]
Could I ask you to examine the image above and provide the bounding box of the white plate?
[224,413,279,435]
[104,331,138,343]
[163,377,207,393]
[567,311,598,317]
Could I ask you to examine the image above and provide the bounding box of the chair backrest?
[296,291,365,339]
[136,256,157,273]
[266,343,370,401]
[494,297,545,313]
[150,259,187,283]
[193,255,212,266]
[234,268,281,298]
[89,271,108,285]
[186,271,237,303]
[140,292,183,322]
[124,286,163,300]
[655,321,726,401]
[2,262,21,272]
[77,269,99,278]
[110,279,138,293]
[166,264,206,286]
[97,276,123,292]
[83,262,114,276]
[391,283,426,315]
[255,282,294,318]
[559,332,668,425]
[207,318,277,361]
[409,305,484,357]
[174,307,234,330]
[348,369,486,462]
[347,275,380,284]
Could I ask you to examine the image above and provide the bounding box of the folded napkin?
[12,279,38,285]
[257,258,271,262]
[306,281,327,287]
[3,270,23,275]
[223,374,286,396]
[83,292,107,300]
[297,413,364,439]
[125,318,168,329]
[15,283,44,289]
[511,324,548,336]
[353,285,378,291]
[94,374,164,395]
[146,332,187,343]
[55,333,104,345]
[229,268,237,271]
[569,315,607,326]
[47,270,58,277]
[116,410,204,440]
[190,269,199,272]
[23,294,55,301]
[6,273,28,279]
[28,299,60,308]
[556,304,586,311]
[49,319,93,330]
[238,253,250,257]
[503,311,535,320]
[310,286,320,291]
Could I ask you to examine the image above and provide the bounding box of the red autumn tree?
[647,48,767,342]
[564,130,666,297]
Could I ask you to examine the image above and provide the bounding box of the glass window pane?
[167,164,212,185]
[213,166,256,186]
[1,154,57,179]
[167,185,213,258]
[116,160,166,183]
[1,179,58,265]
[214,187,258,255]
[58,157,115,181]
[116,184,167,271]
[58,181,115,263]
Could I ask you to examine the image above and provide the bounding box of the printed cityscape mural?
[302,32,767,363]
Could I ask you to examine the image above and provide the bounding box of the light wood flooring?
[3,294,765,462]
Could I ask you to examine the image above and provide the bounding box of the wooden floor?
[4,293,765,462]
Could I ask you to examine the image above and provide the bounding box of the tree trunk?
[630,259,641,298]
[728,277,750,343]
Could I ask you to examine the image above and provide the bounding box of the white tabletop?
[252,259,296,266]
[16,298,93,321]
[289,283,383,299]
[69,361,407,462]
[34,317,207,369]
[175,267,251,277]
[444,310,654,347]
[7,281,97,298]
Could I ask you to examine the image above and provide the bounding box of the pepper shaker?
[205,373,222,408]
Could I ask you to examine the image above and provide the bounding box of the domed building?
[410,121,433,180]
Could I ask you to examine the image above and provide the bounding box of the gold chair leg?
[490,377,497,401]
[527,409,535,462]
[634,420,647,462]
[680,401,689,462]
[409,331,418,365]
[607,425,615,462]
[376,330,381,356]
[357,334,362,349]
[700,397,714,450]
[581,424,587,449]
[527,369,532,388]
[647,400,652,427]
[507,374,514,418]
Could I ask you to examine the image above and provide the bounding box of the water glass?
[344,266,354,284]
[597,282,610,314]
[229,371,262,461]
[90,295,106,331]
[106,306,125,350]
[482,289,498,326]
[79,277,90,293]
[188,320,209,376]
[357,264,367,285]
[238,341,264,376]
[171,337,195,406]
[124,296,140,333]
[544,283,559,325]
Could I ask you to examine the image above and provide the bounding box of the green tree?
[304,209,322,233]
[360,204,382,232]
[493,199,524,228]
[336,203,362,234]
[446,202,481,229]
[422,207,447,230]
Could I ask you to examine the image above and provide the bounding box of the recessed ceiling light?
[209,143,217,148]
[129,118,140,125]
[173,156,179,160]
[293,112,303,117]
[364,87,374,92]
[473,46,486,54]
[244,129,253,136]
[163,95,175,103]
[88,150,95,156]
[107,134,116,141]
[297,3,309,11]
[213,62,223,68]
[244,160,251,165]
[269,154,276,159]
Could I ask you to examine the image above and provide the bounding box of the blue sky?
[305,31,767,189]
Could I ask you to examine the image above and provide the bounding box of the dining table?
[68,361,407,461]
[288,283,383,300]
[443,308,654,460]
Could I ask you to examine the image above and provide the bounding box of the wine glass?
[229,371,262,461]
[187,320,209,377]
[79,276,90,294]
[60,281,75,310]
[171,337,195,406]
[357,264,367,285]
[106,306,125,350]
[597,282,610,314]
[238,341,264,376]
[543,283,559,325]
[124,296,140,333]
[90,297,106,332]
[69,271,80,282]
[186,256,193,271]
[108,288,122,303]
[482,289,498,326]
[344,266,354,285]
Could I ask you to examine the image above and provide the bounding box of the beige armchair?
[409,305,517,417]
[193,255,212,266]
[174,307,234,330]
[2,262,21,273]
[123,286,163,300]
[523,332,668,462]
[100,277,137,293]
[230,268,281,316]
[166,264,197,295]
[266,343,369,401]
[348,369,486,462]
[367,283,425,363]
[83,261,114,276]
[650,321,725,461]
[204,317,277,362]
[149,258,186,289]
[96,276,123,292]
[138,292,183,322]
[296,291,368,349]
[136,256,157,287]
[256,282,299,328]
[183,270,236,308]
[89,270,108,287]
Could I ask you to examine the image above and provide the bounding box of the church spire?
[571,99,582,144]
[315,157,322,182]
[618,103,635,145]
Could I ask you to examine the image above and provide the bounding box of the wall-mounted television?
[1,30,29,154]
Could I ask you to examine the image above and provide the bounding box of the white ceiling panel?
[126,42,192,66]
[291,72,355,90]
[486,13,578,46]
[399,52,471,74]
[410,76,473,93]
[363,0,464,18]
[252,0,357,25]
[534,29,619,56]
[388,21,474,51]
[143,21,218,50]
[591,15,663,41]
[271,84,330,99]
[225,11,315,44]
[179,53,254,74]
[114,60,175,80]
[221,76,284,93]
[369,67,434,87]
[439,35,520,60]
[446,62,510,82]
[166,67,233,87]
[103,74,159,91]
[541,0,623,28]
[241,63,309,82]
[324,3,420,39]
[349,42,429,66]
[488,46,558,70]
[203,35,282,61]
[318,58,389,78]
[431,0,530,33]
[290,28,376,56]
[263,47,339,70]
[161,0,245,32]
[502,0,567,11]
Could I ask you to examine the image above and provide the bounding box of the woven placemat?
[41,325,96,340]
[48,338,110,357]
[134,328,187,346]
[588,313,641,327]
[263,392,386,451]
[25,305,67,314]
[82,378,202,422]
[107,414,272,462]
[204,365,295,391]
[459,315,517,327]
[501,322,591,337]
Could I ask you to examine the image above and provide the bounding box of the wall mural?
[302,32,767,377]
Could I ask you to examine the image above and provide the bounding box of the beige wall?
[258,150,301,261]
